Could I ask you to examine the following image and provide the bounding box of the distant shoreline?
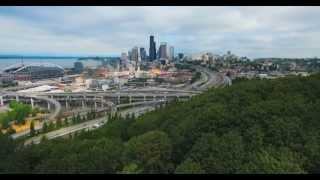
[0,56,84,59]
[0,55,119,59]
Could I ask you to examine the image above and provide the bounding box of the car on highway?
[92,123,102,129]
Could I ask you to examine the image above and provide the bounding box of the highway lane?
[24,104,158,145]
[11,106,109,140]
[183,70,208,90]
[24,117,107,145]
[185,65,226,91]
[198,68,220,90]
[23,101,164,144]
[12,101,163,140]
[39,92,199,98]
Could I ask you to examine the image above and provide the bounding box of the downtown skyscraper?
[140,47,147,61]
[169,46,174,61]
[131,46,140,71]
[159,42,168,59]
[149,35,157,61]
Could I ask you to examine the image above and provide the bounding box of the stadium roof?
[3,63,64,73]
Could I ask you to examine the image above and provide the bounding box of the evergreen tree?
[130,113,135,121]
[86,112,91,120]
[76,114,81,123]
[92,110,96,119]
[64,118,69,126]
[72,114,76,124]
[56,118,62,128]
[42,122,48,133]
[48,121,55,131]
[30,120,35,137]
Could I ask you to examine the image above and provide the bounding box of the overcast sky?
[0,6,319,58]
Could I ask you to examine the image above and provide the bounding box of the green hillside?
[1,74,320,174]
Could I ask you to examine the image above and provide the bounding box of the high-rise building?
[149,35,156,61]
[157,47,160,59]
[131,47,139,62]
[131,47,140,71]
[120,52,128,69]
[140,47,147,61]
[158,42,168,66]
[169,46,174,61]
[74,61,84,73]
[128,50,132,61]
[159,42,168,59]
[178,53,184,60]
[121,52,128,61]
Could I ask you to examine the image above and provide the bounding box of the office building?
[131,47,140,71]
[169,46,174,61]
[149,35,157,61]
[178,53,184,60]
[78,59,102,69]
[120,52,129,69]
[74,61,84,73]
[157,47,160,59]
[121,52,128,61]
[128,50,132,61]
[131,47,139,62]
[140,47,147,61]
[159,42,168,59]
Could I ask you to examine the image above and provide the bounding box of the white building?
[18,85,59,93]
[79,59,102,69]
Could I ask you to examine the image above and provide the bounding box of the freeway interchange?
[1,65,230,144]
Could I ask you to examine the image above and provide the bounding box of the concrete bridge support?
[118,96,121,104]
[0,96,3,106]
[82,100,86,109]
[65,96,69,110]
[30,98,34,108]
[129,96,132,104]
[47,102,51,110]
[83,96,87,108]
[16,95,19,102]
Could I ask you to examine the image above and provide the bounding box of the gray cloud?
[0,6,319,58]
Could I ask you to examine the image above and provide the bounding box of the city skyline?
[0,6,320,58]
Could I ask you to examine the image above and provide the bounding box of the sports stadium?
[3,63,64,81]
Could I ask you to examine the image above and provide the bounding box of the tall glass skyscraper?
[149,35,156,61]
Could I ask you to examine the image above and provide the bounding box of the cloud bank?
[0,6,319,58]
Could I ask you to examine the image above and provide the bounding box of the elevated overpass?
[0,92,61,121]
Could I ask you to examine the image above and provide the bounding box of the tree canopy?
[1,73,320,173]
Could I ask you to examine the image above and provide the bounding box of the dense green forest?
[1,74,320,174]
